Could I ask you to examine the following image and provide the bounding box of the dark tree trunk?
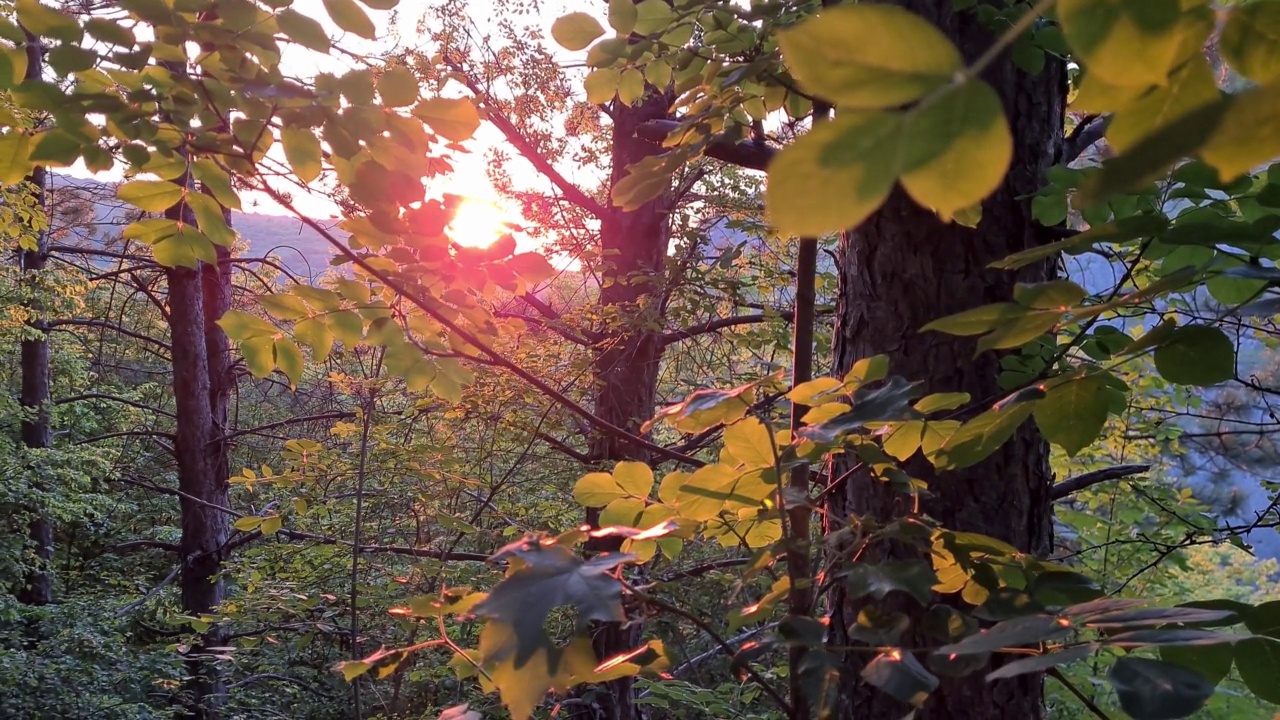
[166,194,232,718]
[825,2,1066,718]
[578,90,674,720]
[16,31,53,607]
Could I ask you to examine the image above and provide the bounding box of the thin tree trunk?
[16,30,53,607]
[825,2,1066,718]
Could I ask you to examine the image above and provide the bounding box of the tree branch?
[114,565,181,617]
[47,318,171,351]
[1061,114,1110,166]
[54,392,176,418]
[636,119,776,171]
[108,539,181,554]
[220,411,356,442]
[1051,464,1150,501]
[444,59,608,219]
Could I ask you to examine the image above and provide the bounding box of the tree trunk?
[16,31,53,607]
[578,90,674,720]
[825,2,1065,718]
[166,193,232,718]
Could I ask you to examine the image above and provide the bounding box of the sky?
[68,0,595,248]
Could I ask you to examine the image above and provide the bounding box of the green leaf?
[337,660,372,682]
[30,129,81,167]
[861,651,938,707]
[117,179,183,212]
[921,304,1024,337]
[986,645,1097,681]
[1108,60,1220,154]
[937,615,1071,656]
[16,0,82,42]
[898,81,1012,222]
[322,0,376,39]
[1234,637,1280,704]
[186,193,234,246]
[85,17,137,46]
[608,0,637,34]
[191,159,242,210]
[240,336,275,378]
[277,7,331,52]
[1200,80,1280,181]
[218,309,280,340]
[1220,2,1280,84]
[1153,325,1235,386]
[599,497,645,528]
[233,516,263,531]
[845,561,938,605]
[1058,0,1183,88]
[1160,642,1234,687]
[722,417,774,470]
[1245,600,1280,638]
[613,461,654,498]
[413,98,480,142]
[574,472,627,507]
[274,337,304,387]
[777,4,961,110]
[152,226,216,268]
[1014,280,1088,310]
[280,127,322,183]
[1034,373,1111,457]
[584,67,620,104]
[294,316,333,360]
[0,46,28,89]
[788,377,845,406]
[617,67,644,105]
[1109,656,1214,720]
[378,65,419,107]
[934,404,1034,470]
[551,12,604,51]
[473,541,631,667]
[260,514,283,535]
[633,0,673,36]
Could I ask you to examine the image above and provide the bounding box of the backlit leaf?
[1109,656,1214,720]
[117,179,183,212]
[1153,325,1235,386]
[1059,0,1183,88]
[551,12,604,51]
[1220,2,1280,84]
[281,126,322,183]
[414,98,481,142]
[378,65,420,107]
[323,0,376,39]
[1034,373,1111,456]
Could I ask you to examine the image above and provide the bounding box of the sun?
[448,197,519,248]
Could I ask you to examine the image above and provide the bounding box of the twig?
[114,565,181,617]
[1051,464,1150,501]
[1048,668,1114,720]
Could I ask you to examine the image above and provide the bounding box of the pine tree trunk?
[578,90,674,720]
[825,2,1065,718]
[16,31,53,607]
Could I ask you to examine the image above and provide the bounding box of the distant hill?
[51,173,342,278]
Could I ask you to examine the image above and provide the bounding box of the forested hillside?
[3,1,1280,720]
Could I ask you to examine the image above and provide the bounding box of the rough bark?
[825,2,1066,718]
[16,31,53,607]
[166,196,232,719]
[577,90,675,720]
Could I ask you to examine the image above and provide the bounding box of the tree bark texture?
[578,89,675,720]
[825,2,1066,718]
[166,194,233,718]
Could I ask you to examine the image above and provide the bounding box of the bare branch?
[1051,464,1150,501]
[1061,114,1110,166]
[48,318,171,352]
[637,119,775,171]
[54,392,176,418]
[114,565,181,617]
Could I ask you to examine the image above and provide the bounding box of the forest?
[3,0,1280,718]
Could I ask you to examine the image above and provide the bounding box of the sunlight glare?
[448,197,517,249]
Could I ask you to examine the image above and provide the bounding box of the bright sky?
[69,0,596,250]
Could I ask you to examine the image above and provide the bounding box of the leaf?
[1233,637,1280,704]
[260,514,283,535]
[274,337,304,387]
[1058,0,1183,88]
[584,67,620,104]
[788,377,845,406]
[413,98,481,142]
[378,65,420,107]
[274,127,322,185]
[860,651,938,707]
[845,561,938,605]
[1220,1,1280,84]
[898,81,1013,222]
[574,473,627,507]
[1013,280,1088,310]
[933,403,1034,470]
[191,159,242,210]
[240,336,275,378]
[16,0,81,42]
[1079,606,1239,629]
[985,644,1098,680]
[937,615,1071,656]
[186,193,235,247]
[473,541,631,667]
[322,0,376,39]
[551,12,604,51]
[1153,325,1235,387]
[1109,656,1214,720]
[152,226,216,268]
[1199,80,1280,181]
[608,0,637,34]
[1244,600,1280,638]
[117,179,183,212]
[337,660,372,682]
[722,417,775,470]
[1107,630,1239,648]
[617,67,644,105]
[921,303,1027,336]
[277,7,331,52]
[233,516,263,531]
[612,461,654,498]
[0,131,31,183]
[1034,373,1110,456]
[633,0,673,35]
[218,310,279,340]
[776,4,962,109]
[1107,60,1220,154]
[1161,642,1234,687]
[292,317,334,359]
